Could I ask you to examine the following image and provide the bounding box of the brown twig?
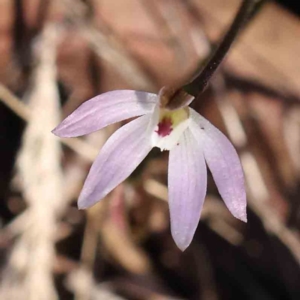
[140,0,187,66]
[0,84,98,162]
[61,0,158,91]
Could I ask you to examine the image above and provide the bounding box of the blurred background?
[0,0,300,299]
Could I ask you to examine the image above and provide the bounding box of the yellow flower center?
[156,108,189,137]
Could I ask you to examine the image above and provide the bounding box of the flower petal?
[78,113,155,209]
[52,90,158,137]
[168,128,207,251]
[189,108,247,222]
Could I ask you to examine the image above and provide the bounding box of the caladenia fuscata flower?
[53,89,247,251]
[51,0,258,251]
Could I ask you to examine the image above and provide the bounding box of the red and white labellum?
[155,117,173,137]
[151,106,190,151]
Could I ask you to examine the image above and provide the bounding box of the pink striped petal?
[168,128,207,251]
[78,113,155,209]
[189,108,247,222]
[52,90,158,137]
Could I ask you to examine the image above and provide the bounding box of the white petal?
[52,90,158,137]
[189,108,247,222]
[78,113,155,209]
[168,128,207,251]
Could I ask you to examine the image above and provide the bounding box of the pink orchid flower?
[53,90,246,250]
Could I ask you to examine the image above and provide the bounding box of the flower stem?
[182,0,261,97]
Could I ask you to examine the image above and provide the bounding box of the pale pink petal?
[52,90,158,137]
[78,113,155,209]
[189,108,247,222]
[168,128,207,251]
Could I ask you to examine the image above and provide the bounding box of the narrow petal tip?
[51,124,68,137]
[77,201,88,210]
[231,202,247,223]
[51,126,60,136]
[241,215,247,223]
[77,188,100,210]
[237,210,247,223]
[177,244,188,252]
[171,231,191,252]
